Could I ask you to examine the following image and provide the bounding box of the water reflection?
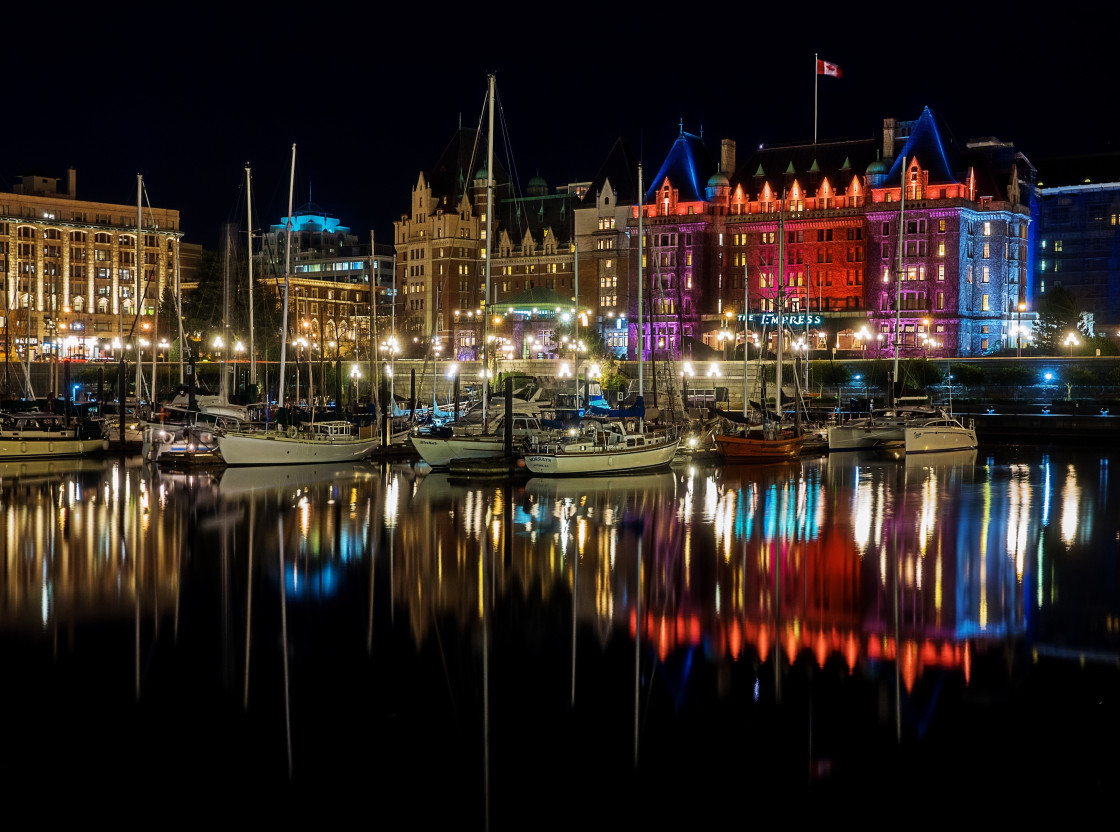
[2,448,1118,815]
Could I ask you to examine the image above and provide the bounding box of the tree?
[949,362,986,390]
[1035,285,1088,353]
[817,360,850,403]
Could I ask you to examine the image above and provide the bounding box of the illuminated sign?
[737,314,824,326]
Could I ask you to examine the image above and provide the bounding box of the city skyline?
[4,5,1116,251]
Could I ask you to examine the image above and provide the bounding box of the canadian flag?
[817,59,842,78]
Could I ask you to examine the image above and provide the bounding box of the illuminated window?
[983,243,990,258]
[1054,240,1063,251]
[983,221,991,236]
[983,267,990,283]
[981,294,989,311]
[938,264,945,281]
[937,291,944,310]
[938,219,946,233]
[938,241,945,257]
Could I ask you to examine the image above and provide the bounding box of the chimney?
[883,118,896,160]
[67,167,77,199]
[720,139,737,177]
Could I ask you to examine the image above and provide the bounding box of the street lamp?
[1065,332,1079,358]
[1017,302,1026,358]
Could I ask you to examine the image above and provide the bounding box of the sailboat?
[713,193,803,462]
[216,144,379,466]
[825,154,953,453]
[522,162,680,476]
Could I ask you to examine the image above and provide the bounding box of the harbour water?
[1,448,1117,825]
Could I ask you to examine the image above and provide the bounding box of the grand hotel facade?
[395,107,1033,362]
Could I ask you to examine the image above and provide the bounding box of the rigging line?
[493,91,527,239]
[462,87,489,204]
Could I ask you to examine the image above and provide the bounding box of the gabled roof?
[580,136,640,207]
[643,130,716,203]
[426,127,511,204]
[885,107,955,186]
[496,189,581,247]
[730,139,877,197]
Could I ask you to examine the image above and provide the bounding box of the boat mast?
[369,230,377,417]
[573,238,579,413]
[892,155,907,406]
[482,73,495,432]
[637,162,644,408]
[775,193,785,430]
[246,163,256,387]
[278,143,296,409]
[135,174,143,404]
[175,237,184,385]
[742,236,749,419]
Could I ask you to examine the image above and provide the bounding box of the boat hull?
[412,436,508,469]
[523,438,679,476]
[714,432,803,462]
[0,437,107,459]
[903,424,977,453]
[217,431,379,465]
[827,424,905,451]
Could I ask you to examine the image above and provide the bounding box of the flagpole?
[814,52,818,145]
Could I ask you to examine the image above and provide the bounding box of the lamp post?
[1065,332,1078,358]
[1017,302,1026,358]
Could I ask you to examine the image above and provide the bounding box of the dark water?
[2,448,1117,825]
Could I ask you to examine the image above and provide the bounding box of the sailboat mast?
[369,230,377,416]
[742,241,749,418]
[135,174,143,403]
[573,239,579,410]
[175,237,184,385]
[482,73,495,431]
[246,164,257,386]
[220,222,231,403]
[775,193,785,424]
[892,155,907,403]
[278,143,296,409]
[637,163,644,400]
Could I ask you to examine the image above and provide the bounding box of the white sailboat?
[523,161,680,476]
[216,144,379,466]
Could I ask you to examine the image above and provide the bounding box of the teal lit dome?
[474,168,488,181]
[527,175,548,196]
[707,171,730,188]
[866,158,889,175]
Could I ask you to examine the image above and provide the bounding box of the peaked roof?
[426,127,511,204]
[885,107,955,185]
[495,189,581,247]
[730,138,877,196]
[643,130,716,203]
[580,136,640,207]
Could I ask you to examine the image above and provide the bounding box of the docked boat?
[0,411,108,459]
[522,419,679,476]
[216,420,380,466]
[714,425,803,463]
[903,413,977,453]
[826,405,943,452]
[412,413,548,469]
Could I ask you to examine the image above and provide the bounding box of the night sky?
[5,5,1114,252]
